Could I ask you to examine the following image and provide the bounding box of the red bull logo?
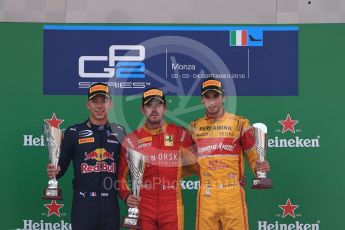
[84,148,114,161]
[103,151,114,160]
[84,151,98,160]
[81,162,116,173]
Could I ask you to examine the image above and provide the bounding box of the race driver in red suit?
[118,88,198,230]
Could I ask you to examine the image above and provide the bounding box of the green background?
[0,23,344,229]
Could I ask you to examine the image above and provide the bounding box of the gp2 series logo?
[78,45,145,79]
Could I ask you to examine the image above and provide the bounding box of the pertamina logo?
[268,114,320,148]
[258,198,320,230]
[78,45,150,89]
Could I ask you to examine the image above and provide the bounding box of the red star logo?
[279,198,299,218]
[44,200,64,217]
[45,113,64,129]
[279,114,299,133]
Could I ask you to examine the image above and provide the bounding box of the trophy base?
[251,177,273,189]
[122,217,141,229]
[42,187,63,200]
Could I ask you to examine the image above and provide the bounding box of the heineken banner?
[1,23,344,229]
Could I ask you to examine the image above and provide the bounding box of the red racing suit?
[118,122,197,230]
[189,112,258,230]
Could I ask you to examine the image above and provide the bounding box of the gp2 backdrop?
[0,23,344,230]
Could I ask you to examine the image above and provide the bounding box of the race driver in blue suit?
[47,83,126,230]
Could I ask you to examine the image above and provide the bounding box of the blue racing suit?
[57,120,126,230]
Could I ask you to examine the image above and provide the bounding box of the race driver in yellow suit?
[189,78,270,230]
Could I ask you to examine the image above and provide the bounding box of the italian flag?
[230,30,248,46]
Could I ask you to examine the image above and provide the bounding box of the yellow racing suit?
[189,112,258,230]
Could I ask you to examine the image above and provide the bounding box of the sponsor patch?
[89,84,109,93]
[81,162,116,173]
[78,137,95,144]
[84,148,114,161]
[202,79,222,88]
[143,89,163,98]
[78,130,93,137]
[138,136,153,144]
[164,135,174,146]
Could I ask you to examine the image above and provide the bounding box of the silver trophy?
[251,123,272,189]
[122,148,147,229]
[42,121,63,199]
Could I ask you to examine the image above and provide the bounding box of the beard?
[206,106,219,114]
[146,113,163,124]
[147,117,162,125]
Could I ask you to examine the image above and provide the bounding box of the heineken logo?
[44,200,64,217]
[268,114,320,148]
[258,220,320,230]
[20,220,71,230]
[278,199,299,218]
[268,136,320,148]
[279,114,299,133]
[257,198,320,230]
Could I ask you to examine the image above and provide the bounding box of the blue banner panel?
[44,25,298,96]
